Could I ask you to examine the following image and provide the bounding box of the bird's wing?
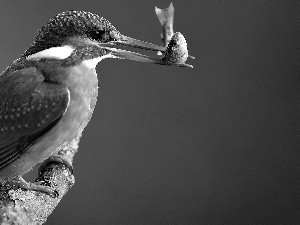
[0,67,69,170]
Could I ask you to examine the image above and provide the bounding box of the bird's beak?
[97,35,193,68]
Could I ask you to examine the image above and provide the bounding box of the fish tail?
[155,2,175,47]
[155,2,174,26]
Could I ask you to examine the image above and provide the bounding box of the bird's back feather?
[0,67,69,170]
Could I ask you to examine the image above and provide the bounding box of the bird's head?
[22,10,189,67]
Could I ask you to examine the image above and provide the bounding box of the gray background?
[0,1,299,224]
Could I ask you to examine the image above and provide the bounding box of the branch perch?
[0,136,78,225]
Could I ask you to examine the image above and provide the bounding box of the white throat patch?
[82,53,117,69]
[26,45,74,60]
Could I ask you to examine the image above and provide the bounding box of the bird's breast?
[57,61,99,143]
[34,62,98,159]
[37,61,99,155]
[52,56,110,147]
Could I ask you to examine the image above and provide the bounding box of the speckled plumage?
[0,11,113,182]
[22,11,121,57]
[0,67,69,171]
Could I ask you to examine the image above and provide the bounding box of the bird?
[0,10,192,194]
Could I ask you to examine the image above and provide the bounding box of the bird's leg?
[38,155,74,176]
[10,175,57,196]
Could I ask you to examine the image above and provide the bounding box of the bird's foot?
[39,155,73,176]
[10,176,58,197]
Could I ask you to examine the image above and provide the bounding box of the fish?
[161,32,192,68]
[155,2,195,66]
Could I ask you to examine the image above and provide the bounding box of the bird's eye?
[88,30,108,42]
[100,32,111,42]
[89,30,119,43]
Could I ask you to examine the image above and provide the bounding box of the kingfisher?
[0,10,192,194]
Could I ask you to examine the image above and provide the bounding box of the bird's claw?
[10,176,58,197]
